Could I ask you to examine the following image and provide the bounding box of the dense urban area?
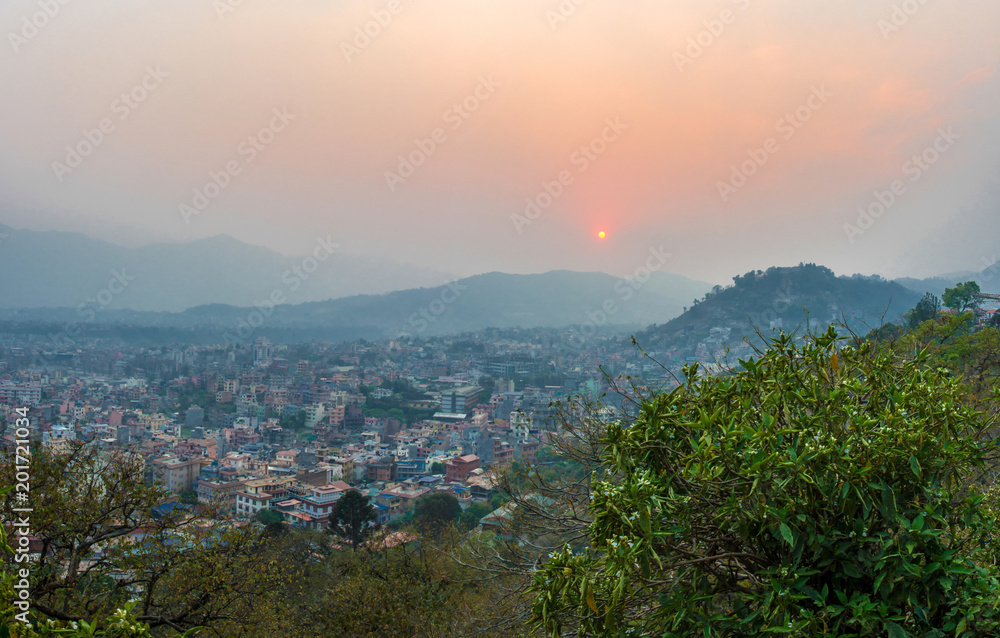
[0,329,639,530]
[3,275,1000,637]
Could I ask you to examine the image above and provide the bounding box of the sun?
[597,231,606,239]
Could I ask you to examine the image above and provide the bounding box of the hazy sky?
[1,0,998,285]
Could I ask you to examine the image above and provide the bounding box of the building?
[195,467,248,507]
[515,439,539,464]
[440,386,483,415]
[304,404,326,428]
[445,454,480,483]
[185,406,204,429]
[151,456,211,494]
[235,476,296,519]
[367,456,397,482]
[376,483,430,518]
[253,338,272,367]
[0,382,42,406]
[342,405,365,431]
[395,458,426,481]
[275,481,352,530]
[370,387,393,400]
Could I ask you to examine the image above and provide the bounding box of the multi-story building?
[234,476,296,519]
[440,386,483,415]
[395,458,426,481]
[185,406,204,429]
[304,404,325,428]
[367,456,397,482]
[342,405,365,431]
[274,481,352,530]
[195,468,248,508]
[252,338,272,367]
[0,382,42,407]
[151,456,211,494]
[376,483,430,518]
[446,455,480,483]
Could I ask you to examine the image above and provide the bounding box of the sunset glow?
[0,0,997,282]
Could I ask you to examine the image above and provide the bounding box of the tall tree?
[429,461,447,475]
[413,492,462,534]
[328,489,378,550]
[905,291,942,328]
[942,280,982,312]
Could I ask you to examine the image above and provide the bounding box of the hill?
[637,264,921,359]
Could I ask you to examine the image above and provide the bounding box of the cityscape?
[2,0,999,636]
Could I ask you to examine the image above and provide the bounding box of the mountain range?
[0,225,714,340]
[0,224,450,312]
[0,269,713,342]
[1,225,983,346]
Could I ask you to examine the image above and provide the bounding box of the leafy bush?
[531,328,1000,637]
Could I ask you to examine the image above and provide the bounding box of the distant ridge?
[0,223,450,312]
[0,269,713,341]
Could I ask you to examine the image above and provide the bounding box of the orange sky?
[1,0,998,283]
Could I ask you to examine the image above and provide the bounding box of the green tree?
[256,508,284,526]
[530,328,1000,637]
[178,489,199,505]
[429,461,447,475]
[256,508,288,538]
[893,312,1000,406]
[942,280,982,312]
[303,541,512,638]
[279,409,307,431]
[413,492,462,534]
[0,444,277,634]
[459,501,491,530]
[905,291,942,328]
[328,489,378,550]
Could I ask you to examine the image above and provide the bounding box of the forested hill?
[637,264,921,352]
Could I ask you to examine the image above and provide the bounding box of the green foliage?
[891,314,1000,407]
[328,489,378,550]
[0,485,201,638]
[279,409,307,431]
[256,508,284,526]
[297,541,519,638]
[363,392,436,425]
[530,328,1000,637]
[178,489,198,505]
[429,462,447,475]
[256,508,288,539]
[942,281,982,312]
[860,322,903,345]
[413,492,462,534]
[0,444,280,635]
[644,264,920,353]
[459,502,492,530]
[905,292,942,329]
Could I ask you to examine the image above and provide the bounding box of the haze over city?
[7,4,1000,638]
[1,0,998,286]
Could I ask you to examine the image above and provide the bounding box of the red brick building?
[446,454,480,483]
